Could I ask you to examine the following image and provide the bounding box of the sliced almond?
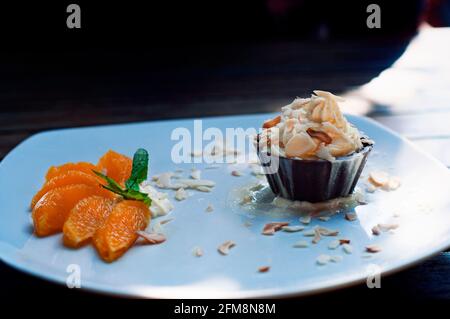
[231,170,242,177]
[160,218,174,225]
[328,240,340,250]
[342,243,353,254]
[263,115,281,129]
[218,240,236,255]
[345,213,357,221]
[306,128,332,144]
[372,225,381,236]
[312,228,322,244]
[205,203,214,212]
[319,216,330,222]
[378,223,399,232]
[317,227,339,236]
[281,225,304,232]
[366,244,382,253]
[175,188,188,201]
[316,254,331,265]
[262,222,290,235]
[136,231,166,245]
[339,239,351,245]
[300,215,311,225]
[258,266,270,273]
[293,240,309,248]
[368,171,389,187]
[192,246,203,257]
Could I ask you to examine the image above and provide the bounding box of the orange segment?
[63,196,114,248]
[31,170,106,209]
[32,184,112,237]
[96,150,132,187]
[93,200,150,262]
[45,162,97,181]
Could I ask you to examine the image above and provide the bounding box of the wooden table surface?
[1,26,449,300]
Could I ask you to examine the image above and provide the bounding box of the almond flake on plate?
[342,243,353,254]
[345,213,357,221]
[218,240,236,255]
[330,255,343,263]
[205,203,214,212]
[281,225,304,232]
[319,216,330,222]
[293,240,309,248]
[339,239,351,245]
[175,188,189,201]
[366,244,382,253]
[160,218,174,225]
[262,222,289,235]
[372,225,381,236]
[312,228,322,244]
[300,216,311,225]
[368,171,389,187]
[378,223,399,232]
[196,186,212,192]
[192,246,203,257]
[231,170,242,177]
[303,228,316,237]
[136,231,166,245]
[328,240,340,250]
[316,254,331,265]
[317,226,339,236]
[258,266,270,273]
[382,176,401,191]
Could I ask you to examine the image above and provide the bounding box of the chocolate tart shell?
[257,139,372,203]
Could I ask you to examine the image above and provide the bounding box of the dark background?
[1,0,450,301]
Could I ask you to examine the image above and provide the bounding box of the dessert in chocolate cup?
[256,90,373,203]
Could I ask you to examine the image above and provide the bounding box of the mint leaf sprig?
[93,148,151,206]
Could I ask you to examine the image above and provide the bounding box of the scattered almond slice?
[300,216,311,225]
[258,266,270,273]
[205,203,214,212]
[345,213,357,221]
[382,176,401,191]
[316,254,331,265]
[372,225,381,236]
[312,228,322,244]
[262,222,290,235]
[319,216,330,222]
[160,218,174,225]
[175,188,188,201]
[339,239,351,245]
[136,231,166,245]
[328,240,340,250]
[231,170,242,177]
[218,240,236,255]
[378,223,399,232]
[196,186,212,192]
[192,246,203,257]
[303,228,316,237]
[366,244,382,253]
[190,168,201,180]
[281,225,304,232]
[368,171,389,187]
[317,226,339,236]
[330,255,343,263]
[293,240,309,248]
[342,243,353,254]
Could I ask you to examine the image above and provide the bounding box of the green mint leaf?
[125,148,149,192]
[92,168,152,207]
[93,170,125,193]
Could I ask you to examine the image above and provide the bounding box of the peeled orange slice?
[96,150,132,187]
[45,162,97,181]
[63,196,115,248]
[32,184,111,237]
[31,170,106,209]
[93,200,150,262]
